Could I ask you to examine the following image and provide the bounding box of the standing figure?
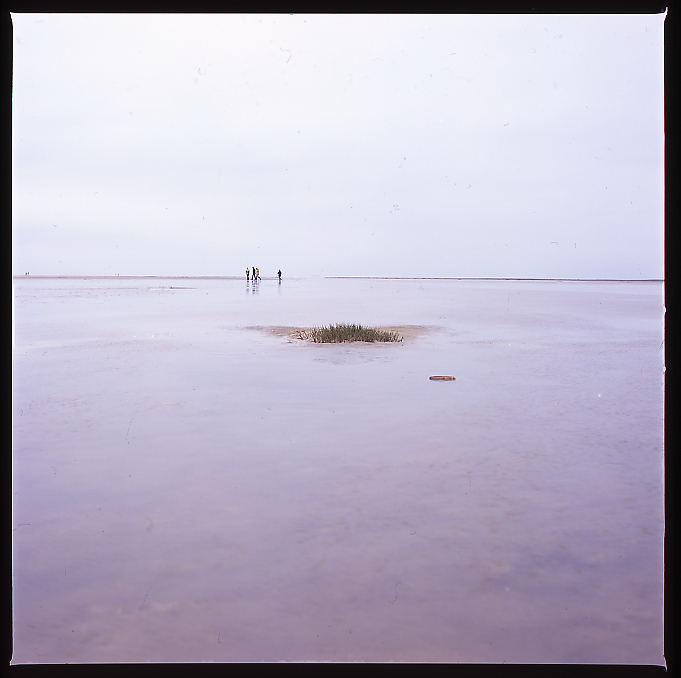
[252,266,256,281]
[277,269,282,282]
[246,267,250,281]
[255,267,260,281]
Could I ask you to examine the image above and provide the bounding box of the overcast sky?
[11,12,665,278]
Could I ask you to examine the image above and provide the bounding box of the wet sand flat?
[11,277,665,664]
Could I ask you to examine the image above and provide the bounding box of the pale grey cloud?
[12,12,664,278]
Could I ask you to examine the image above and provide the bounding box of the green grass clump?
[297,323,402,343]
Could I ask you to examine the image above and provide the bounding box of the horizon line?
[326,276,664,282]
[12,274,664,282]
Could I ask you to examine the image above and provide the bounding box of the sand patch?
[248,325,433,342]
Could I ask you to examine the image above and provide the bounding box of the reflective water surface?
[12,277,665,663]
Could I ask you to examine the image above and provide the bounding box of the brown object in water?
[429,375,456,381]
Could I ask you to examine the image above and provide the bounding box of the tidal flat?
[11,276,665,663]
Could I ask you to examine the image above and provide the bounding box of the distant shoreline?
[12,275,664,282]
[326,276,664,282]
[12,275,262,281]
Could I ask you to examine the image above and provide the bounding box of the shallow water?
[11,276,665,663]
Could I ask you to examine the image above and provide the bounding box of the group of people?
[246,267,282,282]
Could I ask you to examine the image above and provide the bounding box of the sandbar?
[249,325,432,342]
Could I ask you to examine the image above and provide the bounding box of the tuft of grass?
[296,323,402,343]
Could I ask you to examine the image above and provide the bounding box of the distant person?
[277,269,282,282]
[246,267,250,281]
[255,267,260,281]
[252,266,256,281]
